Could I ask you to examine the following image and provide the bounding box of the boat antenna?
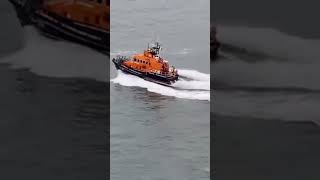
[156,42,161,57]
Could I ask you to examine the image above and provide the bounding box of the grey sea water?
[213,0,320,179]
[0,1,108,179]
[213,0,320,128]
[111,0,210,179]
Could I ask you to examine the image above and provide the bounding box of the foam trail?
[215,26,320,90]
[0,27,108,82]
[178,69,210,81]
[214,25,320,124]
[218,25,320,62]
[172,79,209,90]
[214,60,320,90]
[111,71,210,101]
[173,69,210,91]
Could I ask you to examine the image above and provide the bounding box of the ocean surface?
[0,1,108,179]
[213,0,320,126]
[212,0,320,179]
[110,0,210,179]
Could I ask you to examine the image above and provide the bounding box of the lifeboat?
[211,26,220,60]
[112,42,179,86]
[33,0,109,52]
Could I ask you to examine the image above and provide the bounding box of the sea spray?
[216,25,320,90]
[111,70,210,101]
[172,79,210,91]
[215,25,320,124]
[1,26,108,82]
[178,69,210,82]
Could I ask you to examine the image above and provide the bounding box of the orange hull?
[32,0,109,52]
[112,43,179,85]
[42,0,109,31]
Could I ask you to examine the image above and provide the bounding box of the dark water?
[212,0,320,125]
[212,0,320,179]
[0,1,108,179]
[111,0,210,179]
[213,0,320,38]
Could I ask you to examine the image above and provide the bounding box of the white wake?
[111,70,210,101]
[0,26,108,82]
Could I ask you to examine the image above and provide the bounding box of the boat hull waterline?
[112,42,179,86]
[112,59,178,87]
[34,11,109,53]
[8,0,109,54]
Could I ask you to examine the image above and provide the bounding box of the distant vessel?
[9,0,109,53]
[211,26,220,60]
[112,42,179,86]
